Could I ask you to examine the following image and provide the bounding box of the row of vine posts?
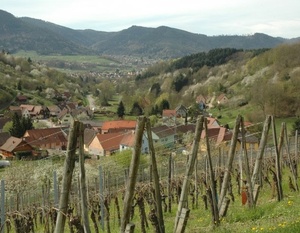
[0,114,299,233]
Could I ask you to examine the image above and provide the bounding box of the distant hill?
[0,9,299,58]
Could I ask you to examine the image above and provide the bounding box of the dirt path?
[87,94,96,110]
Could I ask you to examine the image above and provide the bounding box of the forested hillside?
[1,9,298,58]
[0,51,87,109]
[120,42,300,123]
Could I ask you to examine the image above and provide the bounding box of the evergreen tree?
[9,113,33,138]
[117,100,125,119]
[17,80,22,91]
[22,116,33,131]
[9,113,23,137]
[130,102,143,116]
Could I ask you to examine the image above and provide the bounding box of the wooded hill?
[122,42,300,123]
[1,9,299,58]
[0,51,87,110]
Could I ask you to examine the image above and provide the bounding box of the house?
[175,105,188,118]
[119,131,149,154]
[58,109,75,126]
[200,126,232,151]
[48,105,61,117]
[0,136,34,159]
[82,120,103,132]
[237,132,259,151]
[195,95,206,109]
[162,109,176,119]
[88,132,124,157]
[216,93,229,105]
[84,128,97,152]
[9,106,31,119]
[23,127,68,150]
[20,104,35,115]
[206,117,221,128]
[71,107,93,120]
[119,131,135,152]
[20,105,49,119]
[162,105,188,119]
[151,125,176,149]
[100,120,137,134]
[196,95,207,104]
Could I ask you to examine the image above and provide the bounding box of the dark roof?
[84,128,97,145]
[0,136,33,152]
[152,125,175,138]
[176,124,196,134]
[0,132,10,146]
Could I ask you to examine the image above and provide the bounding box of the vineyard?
[0,115,300,233]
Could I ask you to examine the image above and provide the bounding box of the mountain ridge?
[0,9,299,58]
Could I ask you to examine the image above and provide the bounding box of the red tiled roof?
[162,109,176,118]
[120,131,135,147]
[96,132,124,152]
[23,128,67,146]
[206,117,220,128]
[101,120,136,131]
[201,126,232,144]
[196,95,206,103]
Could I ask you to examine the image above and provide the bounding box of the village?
[0,91,259,162]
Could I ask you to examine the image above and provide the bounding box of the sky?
[2,0,300,38]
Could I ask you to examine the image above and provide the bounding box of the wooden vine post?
[54,120,80,233]
[283,122,299,191]
[174,116,204,233]
[251,115,271,204]
[295,130,298,174]
[204,117,219,225]
[78,122,91,233]
[120,116,147,233]
[271,116,283,201]
[218,115,241,216]
[240,116,254,208]
[146,118,165,233]
[168,154,172,213]
[0,180,5,233]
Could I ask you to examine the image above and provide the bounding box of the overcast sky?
[2,0,300,38]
